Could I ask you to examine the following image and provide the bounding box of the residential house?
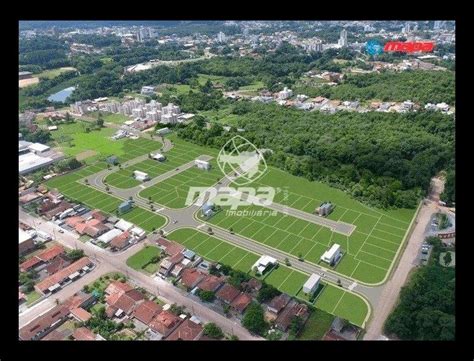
[70,307,92,323]
[158,253,184,277]
[180,268,206,290]
[19,305,70,340]
[197,274,224,293]
[266,293,291,318]
[242,278,262,298]
[215,283,240,305]
[72,327,104,341]
[41,329,69,340]
[75,219,109,238]
[90,209,108,222]
[45,255,71,275]
[132,300,163,326]
[37,245,65,263]
[167,319,203,341]
[274,299,310,332]
[35,257,94,295]
[63,292,96,311]
[105,283,145,318]
[230,292,252,315]
[109,231,131,251]
[149,311,182,338]
[20,256,43,272]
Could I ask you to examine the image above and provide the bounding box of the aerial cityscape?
[18,20,455,342]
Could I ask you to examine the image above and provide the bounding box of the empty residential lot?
[204,166,415,285]
[105,138,217,189]
[138,161,221,208]
[167,228,369,327]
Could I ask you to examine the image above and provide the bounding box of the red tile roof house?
[45,254,71,275]
[266,293,291,319]
[274,299,310,332]
[65,216,85,228]
[70,307,92,323]
[37,244,65,263]
[132,300,163,326]
[196,274,225,293]
[20,256,43,272]
[72,327,104,341]
[35,257,94,295]
[91,209,107,222]
[75,219,110,238]
[149,310,183,338]
[105,282,145,318]
[63,292,96,311]
[215,283,240,305]
[230,292,253,315]
[180,268,206,291]
[165,242,185,257]
[109,231,131,251]
[166,319,204,340]
[19,305,70,340]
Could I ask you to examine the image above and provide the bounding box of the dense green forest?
[441,170,455,206]
[19,36,70,69]
[66,34,122,48]
[177,102,454,209]
[384,237,455,340]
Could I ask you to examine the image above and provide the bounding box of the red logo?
[384,41,435,53]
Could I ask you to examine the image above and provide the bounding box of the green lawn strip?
[126,245,161,270]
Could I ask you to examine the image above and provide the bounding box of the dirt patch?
[76,150,97,160]
[19,77,39,88]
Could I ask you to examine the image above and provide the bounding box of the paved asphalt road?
[19,210,262,340]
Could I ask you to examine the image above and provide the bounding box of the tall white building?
[338,29,348,47]
[217,31,226,43]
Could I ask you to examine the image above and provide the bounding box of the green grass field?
[51,123,163,164]
[197,73,230,86]
[297,308,335,340]
[34,67,76,79]
[166,228,369,326]
[202,165,416,285]
[138,160,221,208]
[198,105,240,126]
[88,111,131,124]
[126,245,161,273]
[105,136,217,189]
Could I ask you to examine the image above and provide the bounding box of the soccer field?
[167,228,369,326]
[203,167,416,285]
[105,137,217,189]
